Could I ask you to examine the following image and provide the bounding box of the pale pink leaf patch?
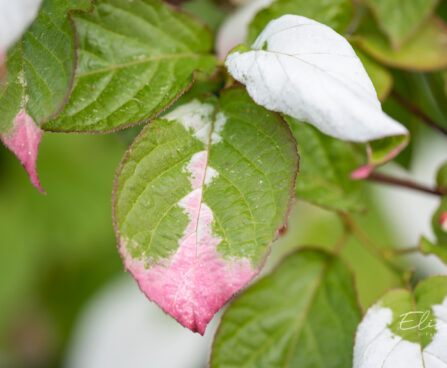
[120,150,257,334]
[1,109,45,194]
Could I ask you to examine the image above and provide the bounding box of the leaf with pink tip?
[0,0,91,191]
[113,88,299,334]
[1,109,44,193]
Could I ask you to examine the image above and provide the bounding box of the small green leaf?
[353,15,447,71]
[248,0,353,44]
[210,248,361,368]
[360,0,439,48]
[44,0,217,133]
[419,236,447,265]
[351,135,409,179]
[113,88,298,334]
[286,116,365,212]
[354,276,447,367]
[354,47,393,101]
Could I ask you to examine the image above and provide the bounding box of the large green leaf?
[247,0,353,44]
[44,0,217,133]
[210,249,361,368]
[113,87,298,334]
[361,0,439,48]
[353,15,447,71]
[0,0,91,191]
[354,276,447,367]
[286,116,365,212]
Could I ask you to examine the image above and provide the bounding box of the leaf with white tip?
[0,0,92,192]
[113,88,298,334]
[43,0,217,133]
[354,276,447,368]
[225,15,409,171]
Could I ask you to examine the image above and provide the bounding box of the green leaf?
[210,248,361,368]
[354,276,447,367]
[43,0,217,133]
[113,87,298,334]
[419,236,447,265]
[286,116,365,212]
[353,15,447,71]
[433,196,447,244]
[360,0,439,48]
[247,0,353,44]
[354,46,393,101]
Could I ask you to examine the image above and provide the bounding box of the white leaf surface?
[225,15,408,142]
[354,298,447,368]
[216,0,274,60]
[0,0,42,50]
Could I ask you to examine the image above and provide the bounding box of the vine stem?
[367,172,446,197]
[339,213,406,279]
[392,91,447,138]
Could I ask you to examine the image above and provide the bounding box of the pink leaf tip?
[1,109,45,194]
[350,165,373,180]
[440,212,447,232]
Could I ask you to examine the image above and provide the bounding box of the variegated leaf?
[113,88,298,334]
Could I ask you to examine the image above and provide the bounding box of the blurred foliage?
[0,133,126,367]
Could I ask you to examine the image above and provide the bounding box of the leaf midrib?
[76,53,208,77]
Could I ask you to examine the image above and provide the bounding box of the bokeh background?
[1,0,447,367]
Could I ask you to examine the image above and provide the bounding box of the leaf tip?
[1,109,45,194]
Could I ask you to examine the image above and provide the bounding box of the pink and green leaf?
[113,88,299,334]
[0,0,92,192]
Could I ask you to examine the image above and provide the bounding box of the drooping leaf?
[360,0,439,48]
[286,116,365,212]
[216,0,274,60]
[419,236,447,266]
[351,135,409,179]
[210,249,361,368]
[0,0,43,51]
[43,0,217,133]
[226,15,408,174]
[354,47,393,101]
[113,88,298,334]
[354,276,447,367]
[0,0,92,192]
[353,15,447,71]
[247,0,353,44]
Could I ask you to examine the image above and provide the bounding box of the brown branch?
[367,172,445,197]
[392,91,447,137]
